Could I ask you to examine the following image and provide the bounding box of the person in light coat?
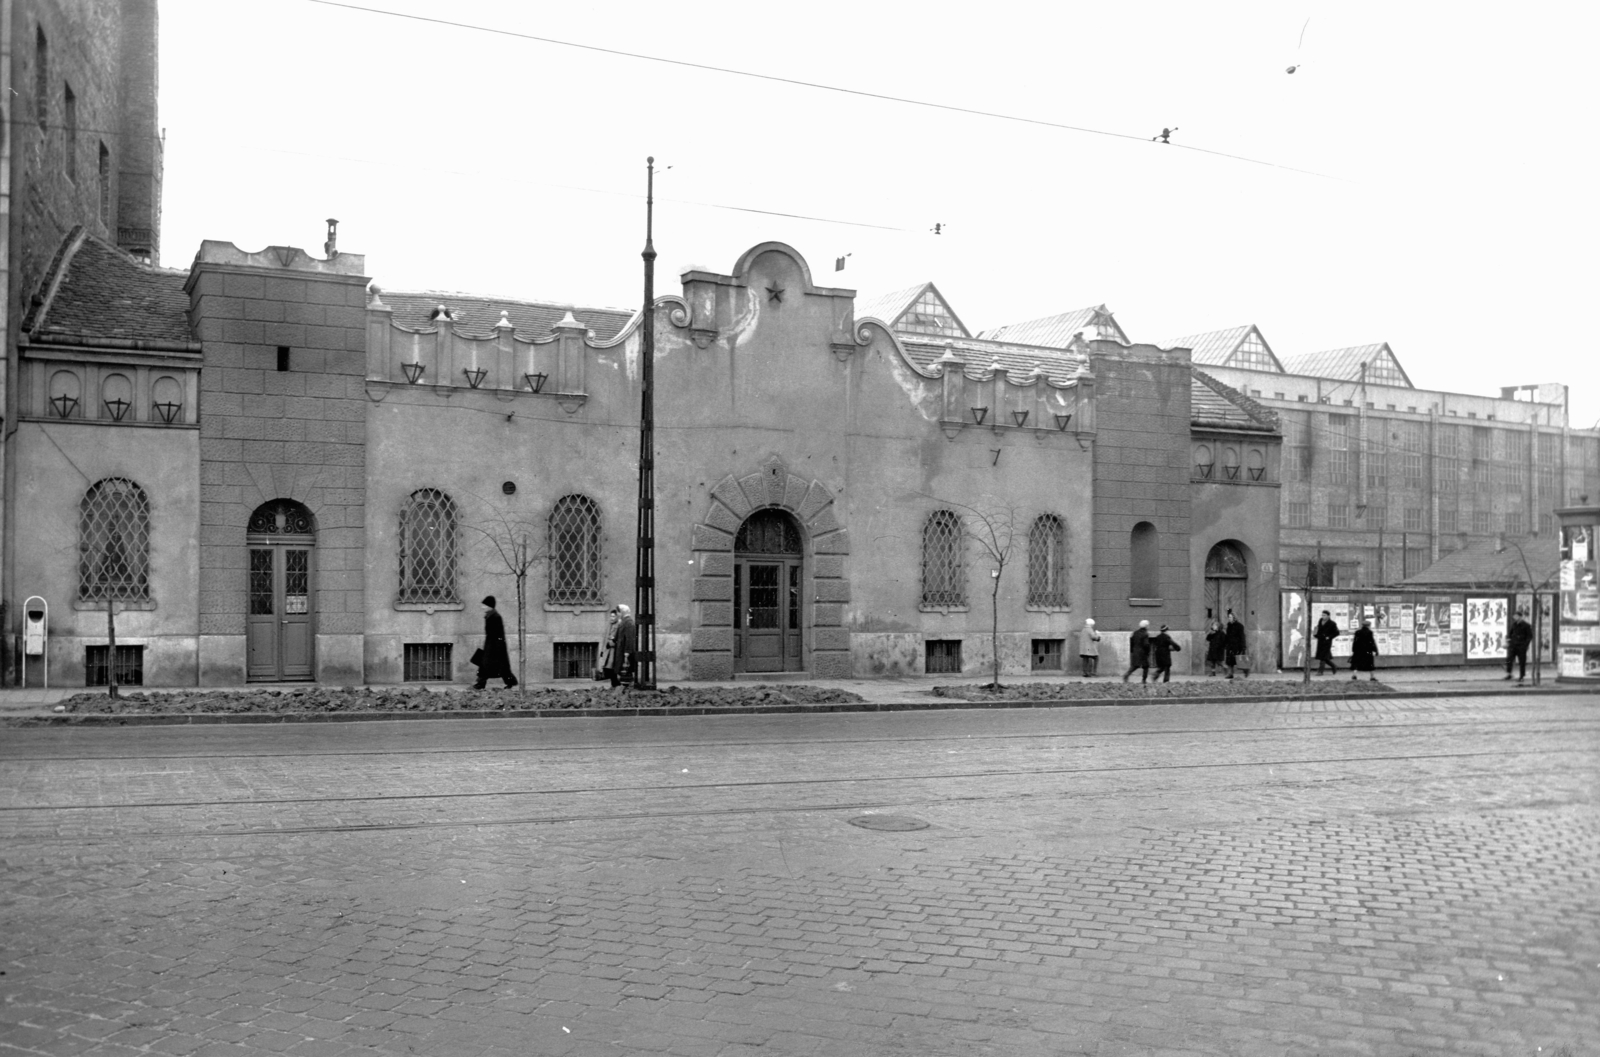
[1077,618,1102,677]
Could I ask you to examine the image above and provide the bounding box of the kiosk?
[1556,502,1600,682]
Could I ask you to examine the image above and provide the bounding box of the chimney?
[324,218,339,259]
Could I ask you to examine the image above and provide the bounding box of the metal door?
[247,545,314,681]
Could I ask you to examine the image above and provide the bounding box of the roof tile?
[29,231,192,344]
[379,290,634,342]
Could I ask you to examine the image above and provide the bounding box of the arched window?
[548,495,602,604]
[1027,514,1068,607]
[922,510,965,606]
[1130,521,1160,599]
[398,489,458,604]
[79,478,150,602]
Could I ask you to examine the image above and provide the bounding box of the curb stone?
[4,683,1589,726]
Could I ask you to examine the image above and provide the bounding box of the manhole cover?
[847,815,929,832]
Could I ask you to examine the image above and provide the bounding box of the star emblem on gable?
[766,284,784,304]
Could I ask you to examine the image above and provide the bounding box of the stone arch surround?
[689,457,851,680]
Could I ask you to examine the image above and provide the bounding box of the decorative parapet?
[930,342,1095,436]
[366,294,590,407]
[192,240,366,276]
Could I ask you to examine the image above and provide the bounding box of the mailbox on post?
[22,596,47,688]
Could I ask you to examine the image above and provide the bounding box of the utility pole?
[633,157,658,691]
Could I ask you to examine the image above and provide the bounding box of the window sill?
[1025,605,1072,613]
[74,599,156,612]
[395,602,464,613]
[1128,597,1165,607]
[919,604,970,614]
[544,602,609,613]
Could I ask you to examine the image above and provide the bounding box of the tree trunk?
[515,572,527,694]
[991,573,1002,688]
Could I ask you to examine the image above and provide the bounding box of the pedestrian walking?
[1350,618,1379,681]
[1204,619,1226,676]
[1151,624,1181,683]
[1078,618,1102,677]
[471,595,518,690]
[1224,610,1248,679]
[601,603,638,688]
[1505,609,1533,684]
[1122,620,1151,683]
[1313,610,1340,675]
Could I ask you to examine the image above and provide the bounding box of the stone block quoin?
[690,464,851,675]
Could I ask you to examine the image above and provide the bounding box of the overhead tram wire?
[300,0,1344,182]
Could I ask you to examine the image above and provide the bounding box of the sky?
[159,1,1599,428]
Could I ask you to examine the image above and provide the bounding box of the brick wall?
[188,245,369,678]
[1089,344,1193,631]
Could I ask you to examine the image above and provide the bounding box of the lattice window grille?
[78,478,151,602]
[548,495,602,604]
[921,510,965,606]
[1027,514,1068,607]
[398,488,459,604]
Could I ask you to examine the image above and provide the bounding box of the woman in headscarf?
[602,603,638,688]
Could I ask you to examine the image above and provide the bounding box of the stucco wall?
[9,420,199,686]
[358,243,1097,683]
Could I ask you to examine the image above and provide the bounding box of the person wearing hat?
[1223,609,1248,679]
[1077,618,1102,678]
[472,595,518,690]
[1150,624,1182,683]
[1122,619,1152,683]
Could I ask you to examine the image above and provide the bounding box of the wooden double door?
[734,558,802,673]
[247,542,314,681]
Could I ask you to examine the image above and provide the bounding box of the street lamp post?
[633,157,658,691]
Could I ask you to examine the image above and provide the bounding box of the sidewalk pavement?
[0,663,1574,719]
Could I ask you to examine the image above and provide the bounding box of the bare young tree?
[945,495,1020,688]
[462,499,548,692]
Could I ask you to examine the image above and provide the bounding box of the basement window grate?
[403,643,453,682]
[553,642,599,680]
[1031,639,1064,671]
[86,645,143,687]
[925,639,963,675]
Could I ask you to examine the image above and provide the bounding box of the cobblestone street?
[2,693,1596,1056]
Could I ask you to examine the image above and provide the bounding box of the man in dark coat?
[1224,610,1248,679]
[1505,609,1533,684]
[1121,620,1151,683]
[1150,624,1182,683]
[473,595,518,690]
[1313,610,1340,675]
[1350,619,1379,681]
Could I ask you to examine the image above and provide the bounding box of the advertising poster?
[1327,602,1352,658]
[1467,596,1507,661]
[1281,592,1308,668]
[1415,604,1431,654]
[1557,648,1599,679]
[1449,603,1465,654]
[1538,594,1556,663]
[1562,625,1600,646]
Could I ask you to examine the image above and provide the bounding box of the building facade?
[1163,327,1600,590]
[8,232,1280,687]
[3,0,164,681]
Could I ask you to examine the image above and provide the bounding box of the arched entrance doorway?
[734,508,803,673]
[246,499,316,681]
[1204,540,1248,624]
